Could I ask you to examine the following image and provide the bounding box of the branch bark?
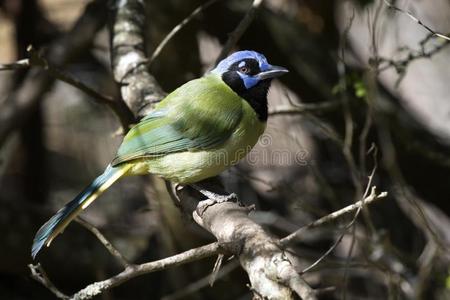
[110,0,165,118]
[70,243,219,300]
[170,181,316,300]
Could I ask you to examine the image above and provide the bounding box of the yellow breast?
[129,101,266,184]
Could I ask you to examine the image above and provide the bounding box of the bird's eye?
[239,66,250,74]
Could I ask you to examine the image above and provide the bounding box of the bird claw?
[190,184,240,216]
[204,191,238,203]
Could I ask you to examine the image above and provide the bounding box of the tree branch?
[0,59,30,70]
[29,46,134,129]
[110,0,165,118]
[148,0,222,66]
[383,0,450,41]
[375,32,450,74]
[280,188,388,246]
[69,243,219,300]
[0,0,109,147]
[269,101,340,116]
[74,217,131,269]
[215,0,264,64]
[174,181,317,300]
[30,184,388,299]
[29,263,69,299]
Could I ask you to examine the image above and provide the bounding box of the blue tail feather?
[32,165,124,259]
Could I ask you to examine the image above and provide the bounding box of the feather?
[112,74,243,166]
[31,164,131,258]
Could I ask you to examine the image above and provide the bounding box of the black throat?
[222,71,270,121]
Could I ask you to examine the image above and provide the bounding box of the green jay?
[32,50,288,258]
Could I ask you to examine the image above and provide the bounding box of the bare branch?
[215,0,264,65]
[383,0,450,41]
[280,188,388,246]
[269,101,340,116]
[69,243,219,300]
[209,253,224,286]
[162,260,239,300]
[28,47,114,104]
[300,185,377,275]
[111,0,165,118]
[24,46,134,130]
[0,59,30,70]
[75,217,131,269]
[175,181,317,300]
[376,35,450,73]
[29,263,69,299]
[38,184,388,299]
[0,0,109,147]
[148,0,222,66]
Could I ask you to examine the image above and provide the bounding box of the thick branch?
[110,0,165,118]
[175,182,317,300]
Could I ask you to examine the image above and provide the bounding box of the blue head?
[211,50,288,121]
[212,50,288,89]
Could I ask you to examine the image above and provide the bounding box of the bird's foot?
[191,184,240,216]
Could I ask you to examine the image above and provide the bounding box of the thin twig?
[162,260,239,300]
[383,0,450,41]
[0,45,134,131]
[299,184,378,275]
[0,59,30,70]
[75,217,131,269]
[209,253,224,286]
[70,243,219,300]
[148,0,222,66]
[26,47,114,104]
[280,187,387,246]
[269,101,340,116]
[215,0,264,65]
[29,263,69,299]
[0,0,109,147]
[26,46,134,130]
[376,37,450,73]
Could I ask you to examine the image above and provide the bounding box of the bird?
[31,50,288,259]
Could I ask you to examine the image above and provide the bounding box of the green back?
[112,74,243,166]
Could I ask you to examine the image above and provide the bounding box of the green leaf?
[353,81,367,99]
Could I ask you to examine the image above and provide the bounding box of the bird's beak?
[256,65,289,80]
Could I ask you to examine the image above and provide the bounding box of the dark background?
[0,0,449,299]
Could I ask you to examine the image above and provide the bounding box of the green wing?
[111,74,243,166]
